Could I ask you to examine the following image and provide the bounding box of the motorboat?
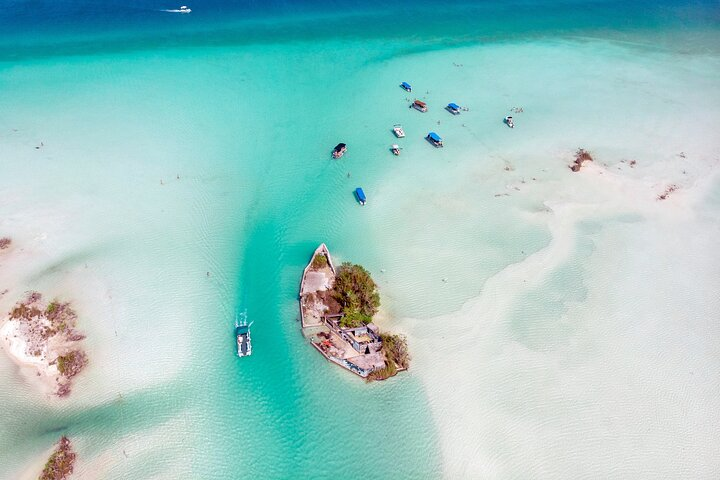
[411,100,427,112]
[504,116,514,128]
[391,144,401,156]
[164,5,191,13]
[426,132,443,147]
[332,143,347,159]
[355,187,367,205]
[236,311,253,357]
[446,103,461,115]
[400,82,412,92]
[392,124,406,138]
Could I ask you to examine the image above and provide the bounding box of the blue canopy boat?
[400,82,412,92]
[426,132,443,147]
[446,103,461,115]
[355,187,367,205]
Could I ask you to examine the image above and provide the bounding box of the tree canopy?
[331,262,380,328]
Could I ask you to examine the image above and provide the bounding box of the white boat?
[236,311,253,357]
[392,124,405,138]
[179,5,191,13]
[391,144,401,156]
[504,116,514,128]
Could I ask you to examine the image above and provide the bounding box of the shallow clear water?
[1,1,719,478]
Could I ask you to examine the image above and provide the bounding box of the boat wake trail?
[160,6,191,14]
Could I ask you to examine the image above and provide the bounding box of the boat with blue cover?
[400,82,412,92]
[236,311,253,357]
[355,187,367,205]
[446,103,461,115]
[426,132,443,147]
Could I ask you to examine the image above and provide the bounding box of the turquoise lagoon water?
[1,1,719,478]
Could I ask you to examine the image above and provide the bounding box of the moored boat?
[504,116,514,128]
[400,82,412,92]
[411,100,427,112]
[391,144,401,156]
[446,103,461,115]
[392,124,406,138]
[426,131,443,147]
[355,187,367,205]
[236,311,252,357]
[332,143,347,159]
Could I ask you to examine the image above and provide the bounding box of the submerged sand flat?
[1,10,719,479]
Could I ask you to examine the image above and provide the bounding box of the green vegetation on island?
[5,292,87,397]
[57,350,88,378]
[331,262,380,328]
[310,252,328,269]
[301,245,410,381]
[369,333,410,381]
[40,436,75,480]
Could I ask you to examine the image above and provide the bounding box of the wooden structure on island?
[298,244,387,378]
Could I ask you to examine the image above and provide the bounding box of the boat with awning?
[332,143,347,159]
[355,187,367,205]
[400,82,412,92]
[446,103,461,115]
[411,100,427,112]
[235,311,253,357]
[426,132,443,147]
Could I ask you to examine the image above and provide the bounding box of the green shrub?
[331,262,380,319]
[40,436,75,480]
[311,253,328,269]
[368,362,397,381]
[380,333,410,370]
[340,311,372,328]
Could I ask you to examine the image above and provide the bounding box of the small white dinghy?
[504,116,514,128]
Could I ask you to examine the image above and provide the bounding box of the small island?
[0,292,87,397]
[299,244,409,380]
[570,148,593,172]
[40,436,76,480]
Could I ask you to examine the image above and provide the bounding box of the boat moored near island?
[332,143,347,159]
[426,132,443,147]
[446,103,461,115]
[400,81,412,92]
[504,116,514,128]
[411,99,428,112]
[391,144,401,156]
[355,187,367,205]
[392,124,406,138]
